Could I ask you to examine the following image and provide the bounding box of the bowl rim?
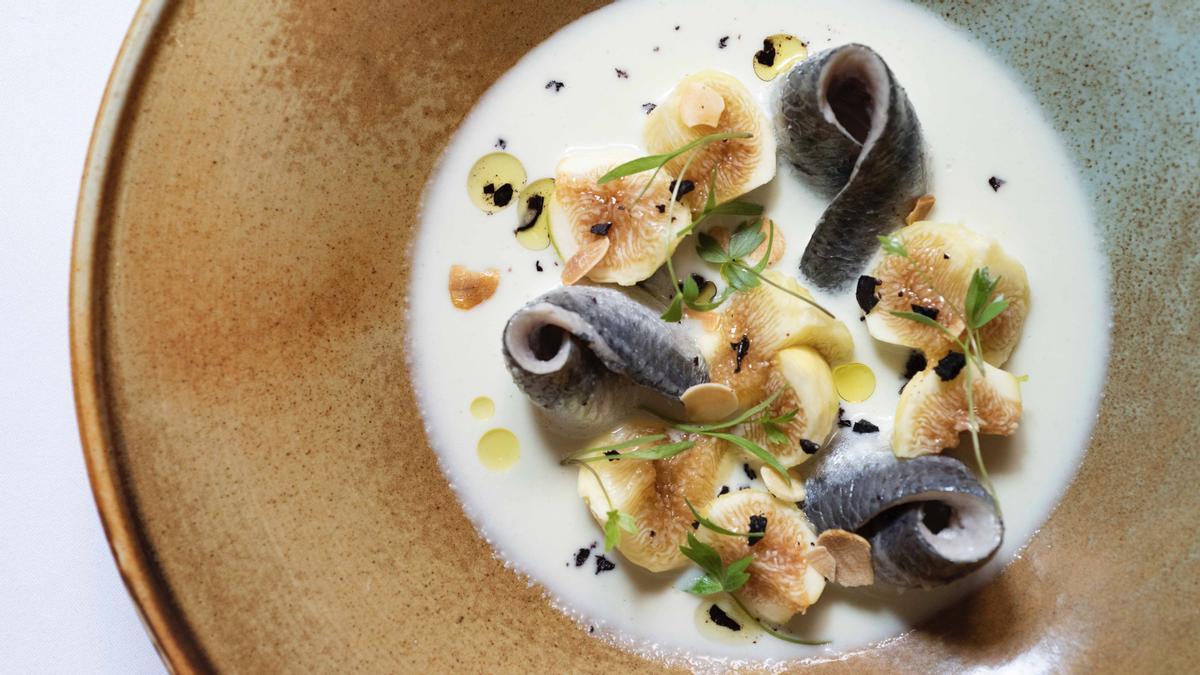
[69,1,205,672]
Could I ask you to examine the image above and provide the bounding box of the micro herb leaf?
[687,576,726,596]
[561,434,668,464]
[704,166,719,213]
[604,509,638,552]
[682,275,700,302]
[597,131,753,184]
[675,390,783,433]
[704,431,791,486]
[696,233,732,263]
[889,310,957,337]
[728,219,766,260]
[974,296,1009,329]
[751,221,775,274]
[580,440,695,462]
[680,532,724,577]
[877,233,909,258]
[684,498,764,539]
[680,533,753,595]
[709,200,765,219]
[763,422,788,445]
[661,293,685,322]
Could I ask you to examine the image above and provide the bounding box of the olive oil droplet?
[752,34,809,81]
[467,152,527,214]
[477,428,520,471]
[833,362,876,403]
[514,178,555,250]
[470,396,495,420]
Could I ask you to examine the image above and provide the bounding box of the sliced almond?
[682,382,739,423]
[904,194,935,225]
[816,529,874,587]
[561,236,611,285]
[679,81,726,128]
[448,265,500,310]
[760,465,806,502]
[807,545,837,580]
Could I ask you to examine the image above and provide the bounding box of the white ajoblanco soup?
[408,0,1108,665]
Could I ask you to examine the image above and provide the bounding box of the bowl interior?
[73,1,1199,671]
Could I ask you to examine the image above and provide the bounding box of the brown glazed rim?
[70,2,201,672]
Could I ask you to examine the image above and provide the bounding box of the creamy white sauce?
[408,0,1108,665]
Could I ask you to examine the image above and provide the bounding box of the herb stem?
[578,461,616,512]
[963,352,999,513]
[742,263,835,319]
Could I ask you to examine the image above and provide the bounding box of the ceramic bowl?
[72,1,1199,671]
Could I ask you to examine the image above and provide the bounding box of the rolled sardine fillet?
[803,426,1002,589]
[502,286,708,437]
[776,43,927,290]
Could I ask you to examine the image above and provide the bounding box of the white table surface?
[1,2,163,671]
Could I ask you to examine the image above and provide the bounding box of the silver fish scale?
[776,43,927,291]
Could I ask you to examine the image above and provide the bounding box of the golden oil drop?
[477,428,520,471]
[752,34,809,81]
[833,362,876,403]
[514,178,555,250]
[469,396,495,420]
[467,152,527,214]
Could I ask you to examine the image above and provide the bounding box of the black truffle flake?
[594,555,616,574]
[515,194,545,232]
[902,350,927,379]
[691,520,700,530]
[655,203,666,213]
[718,36,730,49]
[495,138,507,149]
[856,275,882,313]
[545,80,565,92]
[911,304,939,321]
[668,179,695,200]
[730,334,750,373]
[604,450,620,462]
[535,260,543,272]
[747,514,768,547]
[988,176,1006,191]
[642,102,657,114]
[934,351,967,381]
[574,548,590,567]
[719,485,730,496]
[482,183,495,194]
[590,222,613,236]
[743,463,757,480]
[852,419,880,434]
[692,356,700,367]
[492,183,514,208]
[800,439,820,455]
[754,38,776,66]
[709,604,741,631]
[615,68,629,79]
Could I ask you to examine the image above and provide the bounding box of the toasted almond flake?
[807,545,837,580]
[561,236,611,285]
[684,308,722,332]
[761,465,806,502]
[682,382,740,422]
[904,194,936,226]
[448,265,500,310]
[816,529,874,587]
[679,81,726,128]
